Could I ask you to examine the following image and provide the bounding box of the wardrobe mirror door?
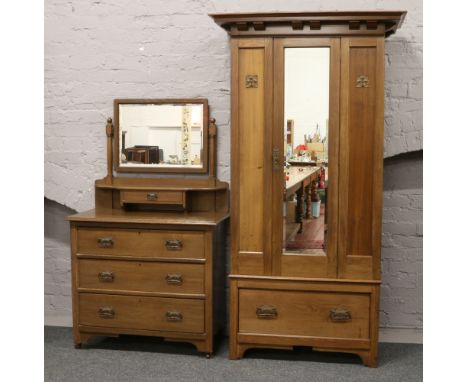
[282,47,330,257]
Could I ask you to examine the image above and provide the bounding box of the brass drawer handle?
[97,237,114,248]
[165,239,183,250]
[165,273,183,285]
[98,271,114,282]
[165,311,183,322]
[256,305,278,319]
[330,308,352,322]
[147,192,158,201]
[98,307,115,319]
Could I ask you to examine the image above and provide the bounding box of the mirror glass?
[283,47,330,255]
[118,103,204,169]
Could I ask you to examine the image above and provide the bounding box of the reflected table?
[287,160,317,167]
[284,166,321,237]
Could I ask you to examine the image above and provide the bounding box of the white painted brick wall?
[45,0,422,211]
[45,237,72,326]
[380,153,422,333]
[44,0,423,340]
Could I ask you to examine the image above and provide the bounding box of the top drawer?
[120,190,185,207]
[77,228,205,259]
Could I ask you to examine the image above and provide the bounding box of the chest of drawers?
[68,210,228,357]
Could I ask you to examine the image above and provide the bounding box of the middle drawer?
[78,259,205,295]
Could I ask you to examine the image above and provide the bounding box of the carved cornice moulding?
[210,11,406,37]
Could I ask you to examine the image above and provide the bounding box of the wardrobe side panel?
[339,37,385,280]
[231,39,273,275]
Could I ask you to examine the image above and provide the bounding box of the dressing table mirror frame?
[98,98,226,212]
[113,98,210,174]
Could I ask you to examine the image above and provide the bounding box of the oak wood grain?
[78,259,205,294]
[120,190,185,207]
[210,11,406,37]
[77,227,205,259]
[338,37,385,280]
[238,45,265,255]
[79,293,205,333]
[67,209,229,226]
[231,38,273,277]
[238,289,370,339]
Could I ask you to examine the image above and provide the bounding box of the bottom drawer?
[239,289,370,340]
[79,293,205,333]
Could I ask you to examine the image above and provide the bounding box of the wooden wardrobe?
[211,11,406,367]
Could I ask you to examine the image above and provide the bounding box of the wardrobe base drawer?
[238,289,370,340]
[79,293,205,334]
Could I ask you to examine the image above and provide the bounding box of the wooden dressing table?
[67,99,229,357]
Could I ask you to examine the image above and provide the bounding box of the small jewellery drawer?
[238,289,370,340]
[77,228,205,259]
[79,293,205,333]
[120,190,185,206]
[78,259,204,294]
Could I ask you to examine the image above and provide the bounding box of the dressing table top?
[67,209,229,226]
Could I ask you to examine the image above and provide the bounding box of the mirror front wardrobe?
[211,11,406,367]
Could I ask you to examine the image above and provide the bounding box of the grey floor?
[45,326,422,382]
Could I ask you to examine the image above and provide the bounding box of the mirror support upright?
[105,117,114,185]
[209,118,217,179]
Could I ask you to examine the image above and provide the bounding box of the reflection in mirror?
[119,104,204,168]
[283,47,329,255]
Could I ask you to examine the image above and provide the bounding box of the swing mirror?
[114,99,209,173]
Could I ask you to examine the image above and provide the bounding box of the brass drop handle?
[98,271,114,282]
[165,239,183,250]
[165,273,183,285]
[330,308,352,322]
[147,192,158,201]
[97,237,114,248]
[256,305,278,319]
[98,307,115,319]
[165,311,183,322]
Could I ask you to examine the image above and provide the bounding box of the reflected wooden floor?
[285,205,325,252]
